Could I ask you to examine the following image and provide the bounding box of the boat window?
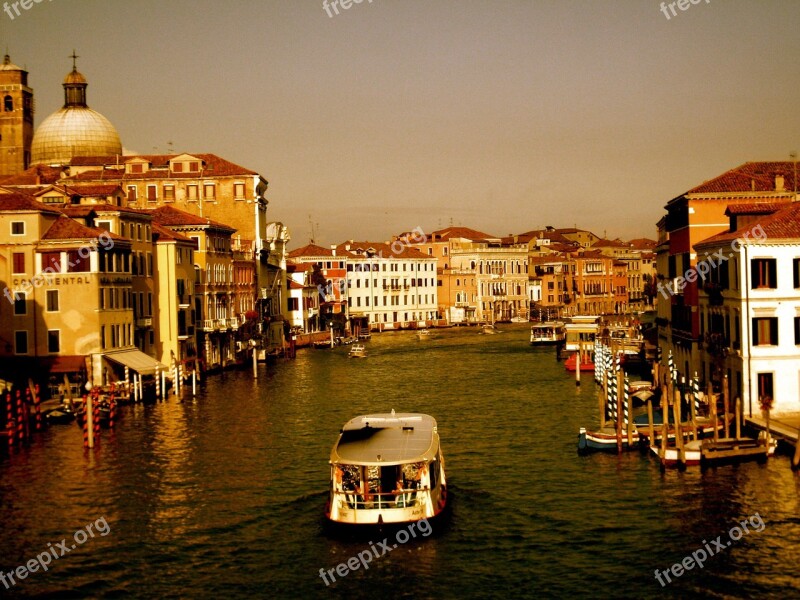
[430,457,439,489]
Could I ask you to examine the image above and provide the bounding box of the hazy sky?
[2,0,799,246]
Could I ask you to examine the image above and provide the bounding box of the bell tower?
[0,54,34,177]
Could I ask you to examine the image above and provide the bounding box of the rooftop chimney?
[775,174,785,191]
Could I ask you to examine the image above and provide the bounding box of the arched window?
[4,96,12,112]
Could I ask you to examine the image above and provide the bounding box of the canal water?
[1,325,799,599]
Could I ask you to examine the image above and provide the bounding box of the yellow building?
[152,222,197,369]
[150,205,254,370]
[0,193,148,390]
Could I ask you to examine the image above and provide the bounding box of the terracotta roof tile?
[336,241,430,260]
[686,161,798,195]
[67,153,260,178]
[40,215,126,242]
[0,193,62,214]
[696,202,800,247]
[428,226,496,241]
[288,243,335,258]
[148,205,235,232]
[152,222,194,244]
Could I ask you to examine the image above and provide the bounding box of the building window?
[41,251,62,273]
[795,317,800,345]
[14,331,28,354]
[751,258,777,289]
[46,290,59,312]
[12,252,25,274]
[172,162,183,173]
[130,163,143,174]
[288,297,299,311]
[164,185,175,202]
[11,221,24,236]
[187,184,198,201]
[203,183,215,200]
[147,185,157,202]
[752,317,778,346]
[67,250,90,272]
[794,258,800,289]
[757,372,774,405]
[47,330,60,353]
[13,292,26,315]
[234,182,245,199]
[100,325,106,350]
[127,186,137,202]
[4,95,12,111]
[189,161,199,172]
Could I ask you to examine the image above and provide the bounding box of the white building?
[338,241,438,329]
[694,202,800,416]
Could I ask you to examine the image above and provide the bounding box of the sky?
[2,0,799,247]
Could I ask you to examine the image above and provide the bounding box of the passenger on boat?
[394,477,407,508]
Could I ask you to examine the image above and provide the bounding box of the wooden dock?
[744,412,800,443]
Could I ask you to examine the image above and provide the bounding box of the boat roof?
[330,413,440,466]
[531,321,564,327]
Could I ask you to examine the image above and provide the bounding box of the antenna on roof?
[308,214,316,244]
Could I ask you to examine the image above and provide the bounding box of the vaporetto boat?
[325,412,448,526]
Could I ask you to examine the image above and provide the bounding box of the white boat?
[480,323,498,335]
[348,344,367,358]
[530,321,565,345]
[417,329,431,339]
[326,412,448,526]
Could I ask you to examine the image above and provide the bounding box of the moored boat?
[326,412,447,526]
[578,426,640,453]
[529,321,565,345]
[417,329,431,339]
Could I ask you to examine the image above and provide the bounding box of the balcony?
[229,317,240,330]
[135,317,152,328]
[216,319,228,330]
[202,319,217,331]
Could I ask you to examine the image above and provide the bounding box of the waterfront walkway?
[745,412,800,443]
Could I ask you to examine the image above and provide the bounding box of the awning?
[44,355,87,374]
[104,350,167,375]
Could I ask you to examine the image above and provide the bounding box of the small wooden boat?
[358,332,372,341]
[577,426,640,453]
[348,344,368,358]
[313,339,334,349]
[651,440,703,466]
[479,324,498,335]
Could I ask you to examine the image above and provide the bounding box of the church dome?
[30,59,122,167]
[30,108,122,166]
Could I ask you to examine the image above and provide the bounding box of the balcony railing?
[135,317,152,328]
[203,319,217,331]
